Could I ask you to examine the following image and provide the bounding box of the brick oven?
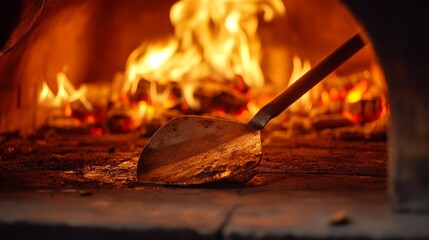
[1,0,429,239]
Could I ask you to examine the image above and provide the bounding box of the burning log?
[193,79,248,115]
[321,115,388,141]
[327,126,366,140]
[141,117,167,137]
[308,101,344,118]
[363,116,389,140]
[46,116,84,131]
[344,98,384,123]
[282,115,312,137]
[128,79,151,102]
[106,114,135,133]
[312,114,354,130]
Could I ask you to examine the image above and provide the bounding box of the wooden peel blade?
[137,116,261,185]
[137,34,366,185]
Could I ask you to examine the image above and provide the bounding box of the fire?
[123,0,286,111]
[36,1,389,137]
[288,56,312,113]
[64,103,73,117]
[283,56,389,126]
[38,67,101,132]
[39,67,92,114]
[345,79,368,103]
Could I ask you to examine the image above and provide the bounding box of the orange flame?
[123,0,286,111]
[36,2,389,134]
[288,56,312,113]
[345,79,368,103]
[38,66,92,115]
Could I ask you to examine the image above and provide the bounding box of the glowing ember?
[282,56,389,129]
[345,79,368,103]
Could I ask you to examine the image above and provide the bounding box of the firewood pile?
[279,100,388,141]
[41,89,388,143]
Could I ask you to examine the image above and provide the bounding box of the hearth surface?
[3,131,426,240]
[0,130,387,191]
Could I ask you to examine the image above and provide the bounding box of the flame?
[288,56,312,113]
[123,0,285,110]
[379,96,389,119]
[345,79,368,103]
[341,76,389,123]
[64,103,72,117]
[36,1,390,135]
[285,64,389,125]
[39,82,55,102]
[39,67,93,115]
[135,101,150,123]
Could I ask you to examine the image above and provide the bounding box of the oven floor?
[1,131,428,239]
